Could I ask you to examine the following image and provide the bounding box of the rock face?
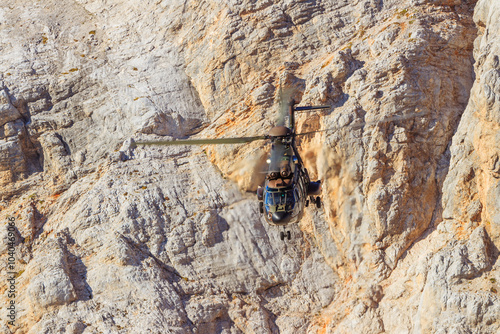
[1,0,499,333]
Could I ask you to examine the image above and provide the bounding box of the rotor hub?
[268,126,292,137]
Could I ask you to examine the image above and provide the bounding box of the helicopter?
[134,93,428,241]
[255,101,328,240]
[134,96,328,240]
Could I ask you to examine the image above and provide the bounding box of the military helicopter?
[255,101,327,240]
[133,94,328,240]
[134,92,428,241]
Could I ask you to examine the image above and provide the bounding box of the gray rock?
[0,89,21,127]
[0,0,499,333]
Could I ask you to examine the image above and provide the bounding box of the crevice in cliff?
[381,3,481,299]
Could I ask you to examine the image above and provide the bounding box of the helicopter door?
[297,171,306,198]
[293,188,301,215]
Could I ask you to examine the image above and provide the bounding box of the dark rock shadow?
[64,232,93,301]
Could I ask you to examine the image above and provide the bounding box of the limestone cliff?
[0,0,499,333]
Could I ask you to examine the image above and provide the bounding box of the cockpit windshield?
[264,189,295,210]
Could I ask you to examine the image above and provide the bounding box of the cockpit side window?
[264,191,274,205]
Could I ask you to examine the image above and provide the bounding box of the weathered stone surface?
[1,0,500,333]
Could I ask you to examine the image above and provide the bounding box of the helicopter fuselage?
[257,130,321,226]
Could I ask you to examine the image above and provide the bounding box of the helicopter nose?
[271,211,291,224]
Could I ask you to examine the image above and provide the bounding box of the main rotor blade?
[295,105,331,112]
[296,110,430,137]
[277,87,294,127]
[134,136,268,146]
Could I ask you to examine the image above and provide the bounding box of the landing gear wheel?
[287,231,291,240]
[280,231,285,241]
[315,196,321,209]
[259,202,264,214]
[305,199,309,207]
